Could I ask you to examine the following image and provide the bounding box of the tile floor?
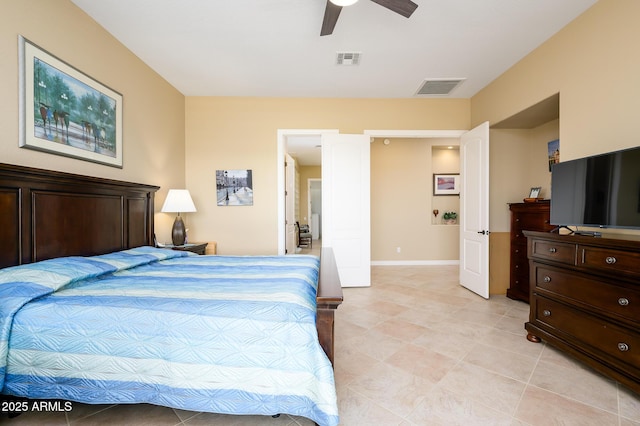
[3,244,640,425]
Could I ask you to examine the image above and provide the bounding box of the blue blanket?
[0,247,338,425]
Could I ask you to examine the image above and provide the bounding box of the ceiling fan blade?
[321,1,342,36]
[369,0,418,18]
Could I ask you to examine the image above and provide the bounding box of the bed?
[0,163,342,425]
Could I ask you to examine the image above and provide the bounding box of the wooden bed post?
[316,247,343,365]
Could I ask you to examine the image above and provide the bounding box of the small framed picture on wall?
[548,139,559,171]
[433,173,460,196]
[216,169,253,206]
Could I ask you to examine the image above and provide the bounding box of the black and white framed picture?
[529,186,541,198]
[216,169,253,206]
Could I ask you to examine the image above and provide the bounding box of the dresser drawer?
[511,267,529,286]
[533,297,640,368]
[529,239,575,264]
[578,245,640,279]
[511,242,527,260]
[532,264,640,324]
[513,213,551,233]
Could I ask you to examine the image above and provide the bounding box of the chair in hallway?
[297,221,312,248]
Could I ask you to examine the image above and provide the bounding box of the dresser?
[507,202,553,302]
[524,230,640,395]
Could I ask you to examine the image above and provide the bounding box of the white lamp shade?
[330,0,358,6]
[161,189,197,213]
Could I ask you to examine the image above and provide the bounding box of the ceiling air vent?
[415,78,465,96]
[336,52,361,66]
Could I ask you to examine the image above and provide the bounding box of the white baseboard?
[371,260,460,266]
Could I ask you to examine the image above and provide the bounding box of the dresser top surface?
[524,230,640,250]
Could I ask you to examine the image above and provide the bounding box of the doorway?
[277,129,337,255]
[278,129,468,255]
[276,127,489,297]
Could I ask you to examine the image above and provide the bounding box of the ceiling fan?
[321,0,418,36]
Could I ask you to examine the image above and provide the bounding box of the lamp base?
[171,215,186,246]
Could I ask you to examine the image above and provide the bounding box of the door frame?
[284,153,297,254]
[277,129,469,255]
[277,129,337,255]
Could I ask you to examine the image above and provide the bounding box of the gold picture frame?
[19,36,123,167]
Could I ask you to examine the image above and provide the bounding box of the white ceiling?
[71,0,596,99]
[69,0,596,166]
[286,134,324,167]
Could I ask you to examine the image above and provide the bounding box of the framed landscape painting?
[433,173,460,196]
[18,36,123,167]
[548,139,559,172]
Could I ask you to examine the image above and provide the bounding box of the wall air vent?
[415,78,466,96]
[336,52,361,66]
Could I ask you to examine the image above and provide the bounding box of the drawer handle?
[548,247,557,253]
[605,256,617,265]
[618,297,630,306]
[618,343,629,352]
[543,310,551,317]
[543,276,551,283]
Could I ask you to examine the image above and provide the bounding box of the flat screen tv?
[550,146,640,231]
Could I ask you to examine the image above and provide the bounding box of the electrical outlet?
[396,247,401,253]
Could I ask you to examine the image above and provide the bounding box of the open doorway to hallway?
[280,131,326,255]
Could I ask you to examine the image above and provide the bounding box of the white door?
[459,122,490,298]
[322,133,371,287]
[285,154,297,254]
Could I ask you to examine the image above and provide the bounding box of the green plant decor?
[443,211,457,220]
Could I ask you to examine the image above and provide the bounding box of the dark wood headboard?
[0,163,159,268]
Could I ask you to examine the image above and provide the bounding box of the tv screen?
[550,146,640,229]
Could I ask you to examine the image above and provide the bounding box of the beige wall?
[184,0,640,259]
[490,119,559,233]
[472,0,640,161]
[371,138,460,262]
[488,120,559,294]
[474,0,640,248]
[185,97,470,254]
[1,0,186,242]
[7,0,639,281]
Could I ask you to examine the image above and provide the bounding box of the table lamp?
[161,189,196,246]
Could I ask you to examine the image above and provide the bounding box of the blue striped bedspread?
[0,247,338,425]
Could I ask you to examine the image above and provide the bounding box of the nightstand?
[161,242,208,255]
